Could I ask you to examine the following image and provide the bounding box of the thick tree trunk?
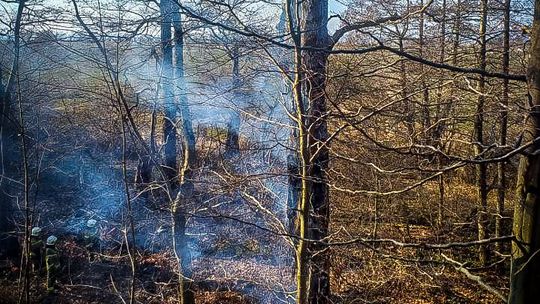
[475,0,489,266]
[509,1,540,302]
[302,1,331,303]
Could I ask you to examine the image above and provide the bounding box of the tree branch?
[441,254,507,303]
[331,14,401,45]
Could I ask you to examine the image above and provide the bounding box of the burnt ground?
[0,139,511,304]
[0,207,510,304]
[0,223,508,304]
[0,236,294,304]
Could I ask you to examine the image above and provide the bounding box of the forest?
[1,0,540,303]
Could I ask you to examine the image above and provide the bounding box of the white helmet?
[46,235,57,246]
[31,227,42,236]
[87,219,97,228]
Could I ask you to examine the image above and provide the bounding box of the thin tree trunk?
[399,37,414,137]
[287,154,300,236]
[398,12,413,240]
[496,0,511,253]
[286,1,310,303]
[225,44,241,157]
[508,2,540,302]
[476,0,489,266]
[134,94,153,198]
[16,74,30,304]
[172,6,196,181]
[120,116,137,304]
[171,3,196,303]
[419,0,430,139]
[279,1,301,242]
[373,172,380,239]
[436,0,447,229]
[161,0,179,192]
[0,0,25,262]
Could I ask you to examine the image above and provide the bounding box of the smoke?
[6,13,298,302]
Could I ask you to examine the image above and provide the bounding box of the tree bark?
[509,1,540,302]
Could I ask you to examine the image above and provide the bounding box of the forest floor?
[0,222,507,304]
[0,151,509,303]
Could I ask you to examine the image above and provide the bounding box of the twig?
[441,254,506,303]
[110,274,128,304]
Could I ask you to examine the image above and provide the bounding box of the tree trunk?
[287,154,300,236]
[419,0,430,140]
[496,0,511,252]
[161,0,179,192]
[0,0,25,261]
[171,3,196,304]
[302,1,331,303]
[508,1,540,302]
[225,44,241,157]
[475,0,489,266]
[279,1,301,241]
[399,36,414,138]
[435,0,447,229]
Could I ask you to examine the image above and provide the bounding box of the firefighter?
[83,219,99,260]
[30,227,44,273]
[45,235,60,293]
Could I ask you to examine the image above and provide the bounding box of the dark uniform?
[83,227,98,249]
[45,244,60,293]
[30,235,44,272]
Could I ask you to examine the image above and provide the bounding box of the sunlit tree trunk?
[278,1,300,239]
[288,0,310,302]
[509,0,540,304]
[475,0,489,266]
[509,2,540,302]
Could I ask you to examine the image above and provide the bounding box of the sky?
[0,0,349,38]
[329,0,348,32]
